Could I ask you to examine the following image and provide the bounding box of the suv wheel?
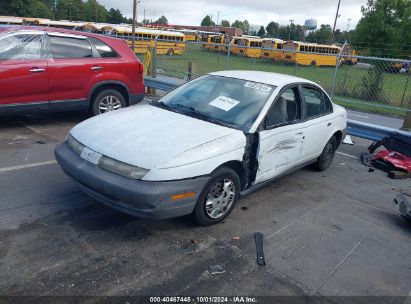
[192,167,240,226]
[91,89,126,116]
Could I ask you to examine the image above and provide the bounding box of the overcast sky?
[98,0,368,31]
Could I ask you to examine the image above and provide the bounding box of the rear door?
[47,33,102,110]
[0,31,49,110]
[255,85,305,184]
[298,85,335,160]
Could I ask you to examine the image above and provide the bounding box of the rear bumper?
[55,142,210,219]
[129,93,145,106]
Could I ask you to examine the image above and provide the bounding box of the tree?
[107,8,123,24]
[351,0,411,58]
[231,19,249,33]
[201,15,215,26]
[153,15,168,25]
[220,19,230,27]
[257,26,266,37]
[306,24,333,44]
[266,21,279,37]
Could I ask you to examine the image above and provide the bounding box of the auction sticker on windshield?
[244,82,272,92]
[209,96,240,111]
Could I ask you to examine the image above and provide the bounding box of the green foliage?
[154,15,168,25]
[220,19,230,27]
[107,8,123,24]
[306,24,333,44]
[351,0,411,58]
[359,65,385,102]
[257,26,266,37]
[231,20,250,34]
[266,21,279,37]
[201,15,215,26]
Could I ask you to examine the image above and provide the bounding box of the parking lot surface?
[0,106,410,298]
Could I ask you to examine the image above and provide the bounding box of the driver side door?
[255,85,305,184]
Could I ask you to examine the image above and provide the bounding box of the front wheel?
[315,136,337,171]
[91,89,126,116]
[192,167,240,226]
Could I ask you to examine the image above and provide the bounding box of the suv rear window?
[88,37,118,58]
[50,36,93,58]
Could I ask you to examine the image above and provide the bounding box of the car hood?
[70,104,240,169]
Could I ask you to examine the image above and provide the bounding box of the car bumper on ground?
[55,142,210,219]
[129,93,145,106]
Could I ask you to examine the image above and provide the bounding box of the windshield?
[153,75,275,131]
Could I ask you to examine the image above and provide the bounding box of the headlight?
[98,156,149,180]
[67,133,85,155]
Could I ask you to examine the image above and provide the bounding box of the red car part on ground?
[373,150,411,174]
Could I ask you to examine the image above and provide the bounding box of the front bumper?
[55,143,210,219]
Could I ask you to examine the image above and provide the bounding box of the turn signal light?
[172,192,196,201]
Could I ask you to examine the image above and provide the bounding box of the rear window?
[50,36,93,58]
[88,37,118,58]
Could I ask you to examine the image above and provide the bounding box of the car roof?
[0,25,119,41]
[209,70,317,87]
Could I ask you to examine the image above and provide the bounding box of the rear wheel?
[315,136,337,171]
[192,167,240,226]
[167,48,174,56]
[91,89,126,116]
[310,60,317,66]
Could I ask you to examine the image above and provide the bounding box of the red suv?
[0,26,145,115]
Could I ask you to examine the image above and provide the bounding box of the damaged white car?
[55,71,347,225]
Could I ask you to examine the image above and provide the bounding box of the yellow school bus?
[170,29,199,42]
[0,16,23,25]
[282,41,342,66]
[260,38,285,61]
[31,19,84,30]
[204,35,226,52]
[231,36,264,58]
[110,26,185,55]
[341,44,358,65]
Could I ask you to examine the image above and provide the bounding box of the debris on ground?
[254,232,265,266]
[208,264,225,275]
[241,206,248,211]
[393,194,411,221]
[343,135,354,145]
[232,236,240,240]
[361,132,411,178]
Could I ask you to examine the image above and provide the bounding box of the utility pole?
[332,0,341,42]
[346,18,351,32]
[217,11,220,26]
[131,0,137,52]
[143,9,146,24]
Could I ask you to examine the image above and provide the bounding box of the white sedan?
[55,71,347,225]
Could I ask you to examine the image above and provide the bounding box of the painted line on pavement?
[0,160,57,173]
[336,151,358,159]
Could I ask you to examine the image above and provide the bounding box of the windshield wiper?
[174,104,233,128]
[151,101,177,112]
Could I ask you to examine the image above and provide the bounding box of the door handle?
[91,66,103,71]
[295,131,304,135]
[29,68,45,73]
[327,122,332,127]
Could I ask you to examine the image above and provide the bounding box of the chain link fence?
[143,40,411,117]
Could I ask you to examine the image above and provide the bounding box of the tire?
[192,167,241,226]
[310,60,317,66]
[315,136,337,171]
[167,48,174,56]
[91,89,126,116]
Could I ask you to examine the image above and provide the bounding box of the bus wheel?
[167,48,174,56]
[310,60,317,66]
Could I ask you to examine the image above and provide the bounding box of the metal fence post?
[331,53,340,97]
[225,43,231,70]
[402,99,411,131]
[400,72,409,107]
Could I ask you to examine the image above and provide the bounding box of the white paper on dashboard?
[209,96,240,111]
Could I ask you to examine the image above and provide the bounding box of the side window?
[50,36,93,59]
[302,87,332,119]
[0,33,44,60]
[88,37,118,58]
[266,87,301,127]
